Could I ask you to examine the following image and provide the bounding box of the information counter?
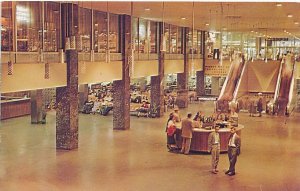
[175,124,244,152]
[1,97,31,120]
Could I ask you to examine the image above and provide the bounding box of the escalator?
[276,54,296,116]
[217,54,246,112]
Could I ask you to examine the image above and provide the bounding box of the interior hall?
[1,1,300,191]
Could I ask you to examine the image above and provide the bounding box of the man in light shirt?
[180,113,194,155]
[225,126,241,176]
[208,125,220,174]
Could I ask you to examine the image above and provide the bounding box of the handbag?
[167,125,176,136]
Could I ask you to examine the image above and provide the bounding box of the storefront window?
[138,18,148,53]
[149,21,157,53]
[164,24,170,53]
[170,25,177,54]
[16,1,42,52]
[1,2,13,51]
[93,10,107,53]
[132,17,139,52]
[79,7,91,52]
[177,27,182,54]
[44,2,60,52]
[197,30,202,55]
[109,13,119,53]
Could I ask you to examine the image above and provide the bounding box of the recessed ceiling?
[81,2,300,38]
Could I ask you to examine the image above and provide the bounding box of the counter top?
[1,98,31,104]
[175,122,244,133]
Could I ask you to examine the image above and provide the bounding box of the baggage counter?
[175,124,244,152]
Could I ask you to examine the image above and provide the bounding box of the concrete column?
[150,22,165,117]
[112,15,131,130]
[211,77,220,96]
[31,89,43,124]
[176,27,189,108]
[196,71,205,96]
[78,84,89,111]
[56,50,78,150]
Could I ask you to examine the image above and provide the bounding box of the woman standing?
[166,113,178,151]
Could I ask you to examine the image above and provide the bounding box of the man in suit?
[180,113,194,155]
[225,126,241,176]
[208,125,220,174]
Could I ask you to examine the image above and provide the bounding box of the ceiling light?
[223,27,227,30]
[205,23,209,26]
[295,22,299,25]
[284,30,287,33]
[276,3,282,7]
[287,14,293,18]
[145,8,150,11]
[251,30,254,33]
[181,17,186,20]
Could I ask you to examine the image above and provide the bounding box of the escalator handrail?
[274,60,284,102]
[233,58,247,100]
[286,59,297,111]
[218,59,234,101]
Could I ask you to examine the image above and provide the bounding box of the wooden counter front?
[1,98,31,120]
[175,125,244,152]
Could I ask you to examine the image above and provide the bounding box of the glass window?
[170,25,177,54]
[149,21,157,53]
[138,18,148,53]
[197,30,202,55]
[177,27,182,54]
[93,10,107,53]
[16,1,42,52]
[187,29,193,53]
[79,7,91,52]
[109,13,119,53]
[164,24,170,53]
[132,17,138,52]
[44,2,60,52]
[1,2,13,51]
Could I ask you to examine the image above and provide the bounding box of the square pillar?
[150,22,165,117]
[31,89,43,124]
[78,84,89,111]
[176,27,189,108]
[112,15,131,130]
[56,50,78,150]
[196,71,205,96]
[211,77,220,96]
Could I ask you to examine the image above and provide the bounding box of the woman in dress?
[166,113,177,151]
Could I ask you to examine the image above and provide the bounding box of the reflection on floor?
[0,101,300,191]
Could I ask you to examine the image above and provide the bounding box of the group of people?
[165,109,241,176]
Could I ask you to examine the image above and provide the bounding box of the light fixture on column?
[7,61,13,75]
[44,62,50,79]
[7,10,13,75]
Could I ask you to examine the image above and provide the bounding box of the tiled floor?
[0,101,300,191]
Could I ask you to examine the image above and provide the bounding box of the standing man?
[208,125,220,174]
[180,113,194,155]
[225,126,241,176]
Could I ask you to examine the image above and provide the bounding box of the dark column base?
[176,89,189,108]
[56,50,79,150]
[112,80,130,130]
[56,129,78,150]
[151,75,164,117]
[177,73,188,108]
[196,71,205,96]
[31,89,43,124]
